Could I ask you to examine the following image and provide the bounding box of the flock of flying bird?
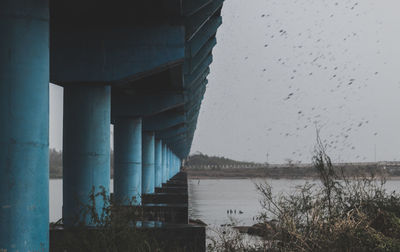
[243,0,387,163]
[193,0,398,164]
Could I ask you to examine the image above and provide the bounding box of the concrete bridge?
[0,0,224,250]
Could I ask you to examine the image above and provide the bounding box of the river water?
[50,178,400,225]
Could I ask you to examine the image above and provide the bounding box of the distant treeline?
[186,152,265,168]
[187,164,392,179]
[50,149,63,178]
[50,151,260,178]
[50,150,400,179]
[185,153,400,179]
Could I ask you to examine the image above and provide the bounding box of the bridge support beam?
[114,118,142,205]
[170,152,175,178]
[63,85,111,226]
[172,152,176,177]
[174,155,179,176]
[142,132,155,194]
[170,154,173,177]
[0,2,49,250]
[167,149,172,180]
[170,153,174,178]
[155,139,163,188]
[176,156,181,175]
[174,155,178,175]
[162,144,168,183]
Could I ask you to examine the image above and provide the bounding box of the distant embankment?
[186,162,400,179]
[50,150,400,179]
[186,165,313,179]
[185,154,400,179]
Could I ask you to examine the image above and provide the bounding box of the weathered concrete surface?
[50,223,205,252]
[142,193,189,204]
[63,85,111,227]
[0,1,50,250]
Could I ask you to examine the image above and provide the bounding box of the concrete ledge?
[143,203,188,224]
[156,186,188,194]
[142,192,189,204]
[50,223,205,252]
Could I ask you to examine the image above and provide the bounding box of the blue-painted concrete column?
[63,85,111,226]
[171,152,175,178]
[114,118,142,205]
[162,144,168,183]
[171,153,175,177]
[175,155,179,174]
[155,139,163,188]
[171,155,174,177]
[167,149,171,180]
[177,157,181,174]
[176,156,180,175]
[0,2,49,250]
[170,152,175,178]
[142,132,155,194]
[166,147,169,181]
[174,155,178,175]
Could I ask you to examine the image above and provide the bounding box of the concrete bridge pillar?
[155,139,163,188]
[0,1,49,250]
[176,156,181,174]
[173,154,177,175]
[173,153,177,177]
[177,157,181,173]
[63,85,111,226]
[169,151,175,178]
[173,152,176,177]
[142,132,155,194]
[165,148,169,181]
[167,149,172,180]
[162,144,168,183]
[170,153,173,177]
[172,152,176,177]
[114,117,142,205]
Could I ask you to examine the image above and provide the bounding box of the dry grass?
[208,134,400,251]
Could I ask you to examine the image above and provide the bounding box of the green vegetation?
[49,148,63,178]
[208,136,400,251]
[51,187,152,251]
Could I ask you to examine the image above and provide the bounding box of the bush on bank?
[208,135,400,251]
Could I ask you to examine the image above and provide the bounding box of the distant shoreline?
[187,175,400,180]
[49,174,400,180]
[186,167,400,180]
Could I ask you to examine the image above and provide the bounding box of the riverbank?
[186,165,400,180]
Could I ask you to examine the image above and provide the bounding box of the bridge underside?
[0,0,224,250]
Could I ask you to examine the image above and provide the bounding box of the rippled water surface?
[188,178,312,226]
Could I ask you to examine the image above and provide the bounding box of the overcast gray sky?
[50,0,400,164]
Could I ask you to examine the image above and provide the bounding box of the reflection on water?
[50,178,400,225]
